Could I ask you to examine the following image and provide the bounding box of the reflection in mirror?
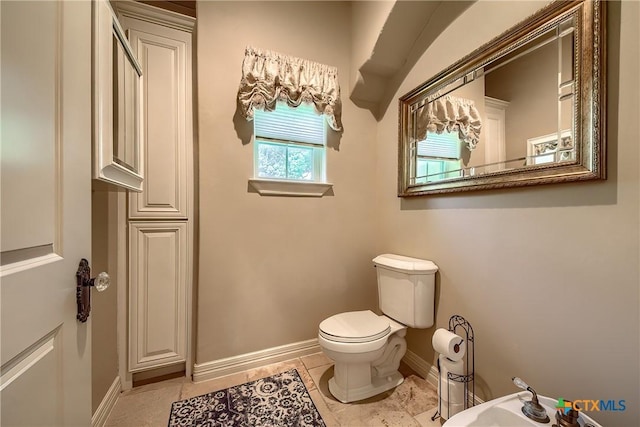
[412,17,575,184]
[399,0,605,196]
[112,24,141,172]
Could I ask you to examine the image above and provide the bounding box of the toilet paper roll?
[432,328,466,361]
[438,354,465,406]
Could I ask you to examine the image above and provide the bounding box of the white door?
[484,97,508,173]
[1,1,93,426]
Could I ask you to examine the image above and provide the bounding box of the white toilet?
[318,253,438,403]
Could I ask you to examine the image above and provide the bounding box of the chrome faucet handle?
[512,377,539,402]
[512,377,529,391]
[512,377,550,424]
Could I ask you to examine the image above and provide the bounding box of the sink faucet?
[512,377,551,423]
[554,403,581,427]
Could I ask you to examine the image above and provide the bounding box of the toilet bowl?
[318,310,408,403]
[318,254,438,403]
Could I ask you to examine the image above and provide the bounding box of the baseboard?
[92,376,121,427]
[193,338,321,383]
[403,349,439,387]
[132,362,185,386]
[402,350,484,406]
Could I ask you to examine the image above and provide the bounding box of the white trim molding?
[403,349,484,406]
[193,339,321,383]
[403,349,438,388]
[114,0,195,32]
[249,179,333,197]
[91,376,121,427]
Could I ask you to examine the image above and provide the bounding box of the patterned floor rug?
[168,368,326,427]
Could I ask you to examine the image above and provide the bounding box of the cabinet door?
[125,21,193,219]
[129,222,188,371]
[93,0,144,192]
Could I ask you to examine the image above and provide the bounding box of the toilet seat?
[319,310,391,343]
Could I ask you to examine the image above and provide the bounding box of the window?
[253,101,326,182]
[415,131,462,183]
[239,47,340,196]
[526,130,574,166]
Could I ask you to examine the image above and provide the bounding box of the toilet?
[318,253,438,403]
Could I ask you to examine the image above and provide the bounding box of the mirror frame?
[93,0,144,192]
[398,0,606,196]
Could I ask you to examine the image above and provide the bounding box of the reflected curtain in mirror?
[414,95,482,150]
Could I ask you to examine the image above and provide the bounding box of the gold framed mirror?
[398,0,606,196]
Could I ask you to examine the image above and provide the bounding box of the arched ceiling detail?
[350,0,475,120]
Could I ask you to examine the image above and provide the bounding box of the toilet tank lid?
[373,254,438,273]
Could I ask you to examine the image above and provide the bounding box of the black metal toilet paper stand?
[432,315,475,422]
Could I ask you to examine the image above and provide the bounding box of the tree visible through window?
[257,142,314,180]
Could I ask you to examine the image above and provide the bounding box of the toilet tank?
[373,254,438,328]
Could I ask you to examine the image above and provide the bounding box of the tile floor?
[105,352,444,427]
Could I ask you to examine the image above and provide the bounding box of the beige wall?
[91,190,119,413]
[196,1,379,362]
[350,1,395,91]
[485,40,558,160]
[375,1,639,426]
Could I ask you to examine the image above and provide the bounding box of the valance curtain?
[415,95,482,150]
[237,46,342,131]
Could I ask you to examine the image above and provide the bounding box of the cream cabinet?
[117,2,194,375]
[123,13,193,219]
[93,0,144,191]
[128,222,188,371]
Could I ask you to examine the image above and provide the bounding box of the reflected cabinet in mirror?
[93,0,143,191]
[398,0,605,196]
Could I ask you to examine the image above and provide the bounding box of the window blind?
[254,102,325,146]
[417,131,461,159]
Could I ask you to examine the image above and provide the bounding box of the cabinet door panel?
[129,222,187,371]
[127,23,192,219]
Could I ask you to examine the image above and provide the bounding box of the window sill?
[248,179,333,197]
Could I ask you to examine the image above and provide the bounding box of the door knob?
[76,258,110,323]
[92,271,110,291]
